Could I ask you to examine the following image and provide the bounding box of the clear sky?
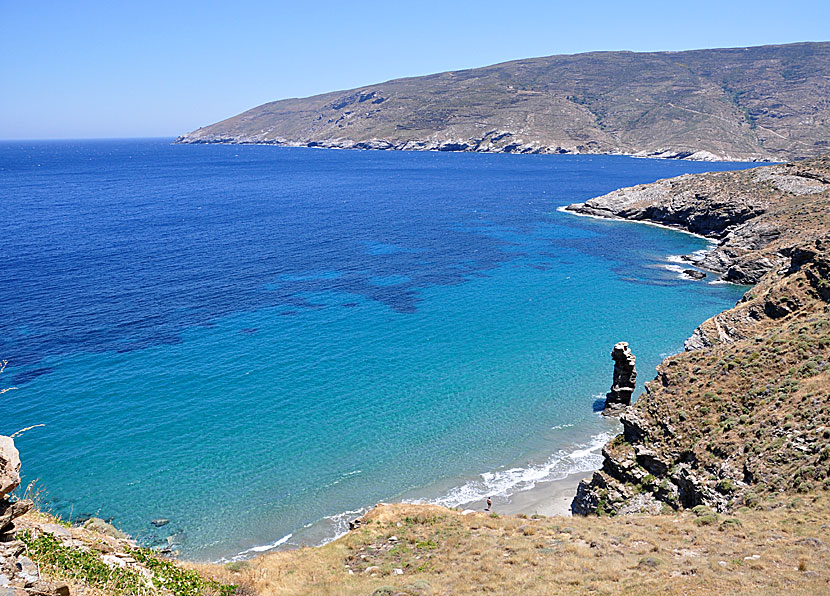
[2,0,828,139]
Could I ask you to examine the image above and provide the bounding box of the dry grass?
[195,493,830,595]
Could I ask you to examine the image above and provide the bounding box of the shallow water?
[0,140,753,559]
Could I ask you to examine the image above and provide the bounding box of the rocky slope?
[568,156,830,517]
[176,42,830,161]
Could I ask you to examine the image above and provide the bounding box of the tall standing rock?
[604,342,637,412]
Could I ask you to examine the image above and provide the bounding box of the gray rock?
[0,438,21,498]
[0,500,32,534]
[150,518,170,527]
[794,537,825,549]
[605,342,637,410]
[39,523,71,539]
[15,556,38,586]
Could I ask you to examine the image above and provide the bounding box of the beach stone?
[0,438,21,498]
[604,342,637,411]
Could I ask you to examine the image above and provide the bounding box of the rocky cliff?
[176,42,830,161]
[569,156,830,516]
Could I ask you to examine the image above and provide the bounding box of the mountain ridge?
[177,41,830,161]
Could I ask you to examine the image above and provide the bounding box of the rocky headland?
[567,155,830,517]
[176,42,830,162]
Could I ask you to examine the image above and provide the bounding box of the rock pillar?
[605,342,636,412]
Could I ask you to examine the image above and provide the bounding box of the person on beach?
[485,497,492,511]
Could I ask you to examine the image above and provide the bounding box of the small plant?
[693,514,717,526]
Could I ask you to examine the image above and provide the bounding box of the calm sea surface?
[0,140,755,559]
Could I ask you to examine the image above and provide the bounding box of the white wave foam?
[409,431,613,509]
[550,423,574,430]
[225,533,294,561]
[316,506,371,546]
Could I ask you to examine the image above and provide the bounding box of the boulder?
[82,518,128,540]
[0,437,21,498]
[0,500,32,534]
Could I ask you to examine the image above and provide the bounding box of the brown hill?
[177,42,830,161]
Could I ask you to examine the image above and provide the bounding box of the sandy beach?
[460,470,591,518]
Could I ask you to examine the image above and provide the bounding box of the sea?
[0,139,756,560]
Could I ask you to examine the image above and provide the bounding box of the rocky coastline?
[567,155,830,517]
[173,133,765,162]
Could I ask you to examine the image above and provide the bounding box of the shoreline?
[173,138,777,163]
[556,205,717,242]
[494,470,590,517]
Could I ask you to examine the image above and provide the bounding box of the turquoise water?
[0,141,751,560]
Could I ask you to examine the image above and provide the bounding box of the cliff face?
[176,42,830,162]
[569,156,830,516]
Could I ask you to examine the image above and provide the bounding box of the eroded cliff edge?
[567,156,830,516]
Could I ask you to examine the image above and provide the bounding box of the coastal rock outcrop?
[566,157,830,286]
[572,156,830,518]
[604,342,636,412]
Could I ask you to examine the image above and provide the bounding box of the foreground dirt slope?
[202,497,828,595]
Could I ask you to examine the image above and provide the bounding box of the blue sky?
[1,0,828,139]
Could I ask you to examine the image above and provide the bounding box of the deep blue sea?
[0,139,755,560]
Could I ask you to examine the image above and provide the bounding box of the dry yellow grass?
[194,493,830,595]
